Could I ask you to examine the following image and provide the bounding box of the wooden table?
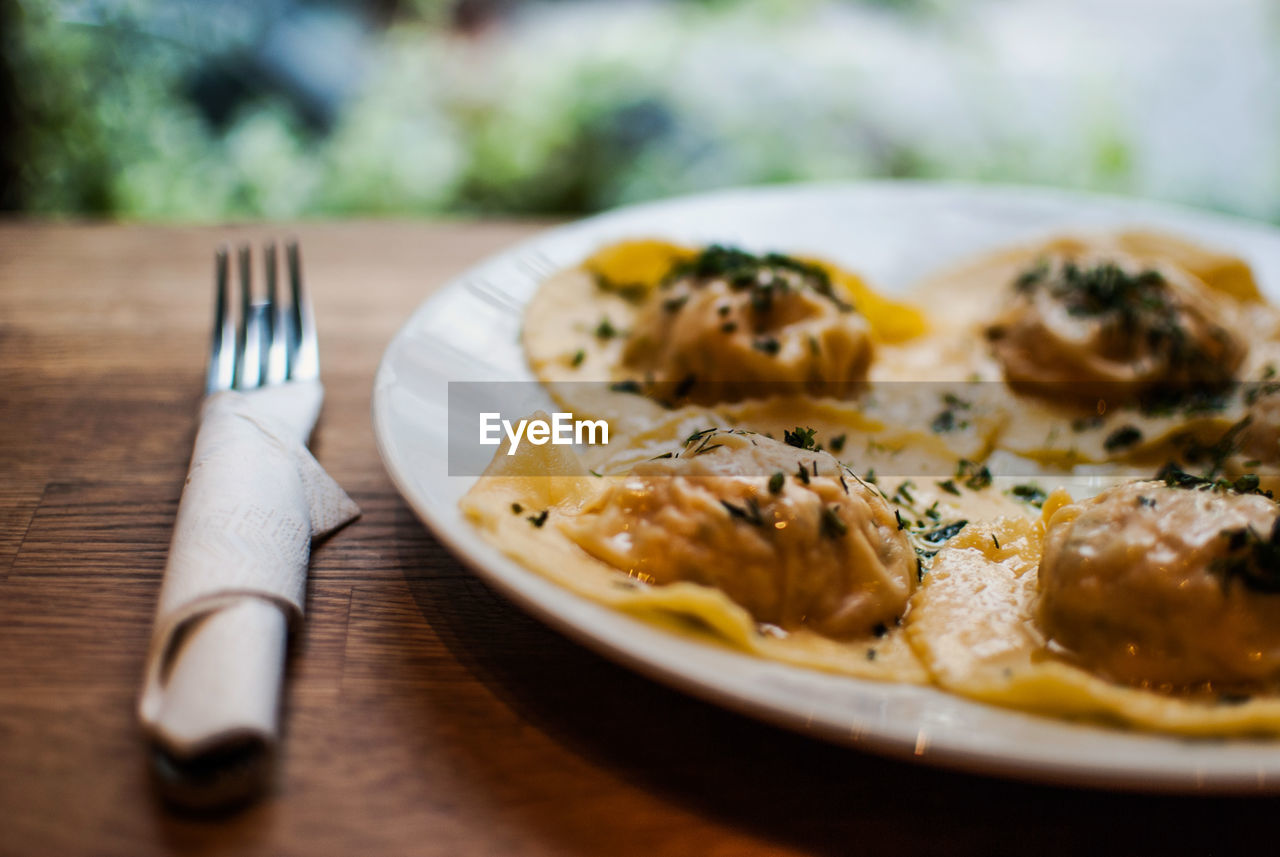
[0,222,1273,856]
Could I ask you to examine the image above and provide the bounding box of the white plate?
[372,181,1280,792]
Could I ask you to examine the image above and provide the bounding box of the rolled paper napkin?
[138,379,359,808]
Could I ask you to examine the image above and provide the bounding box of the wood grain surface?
[0,221,1272,857]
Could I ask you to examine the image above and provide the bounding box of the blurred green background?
[2,0,1278,221]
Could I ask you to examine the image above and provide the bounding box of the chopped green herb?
[753,336,781,356]
[796,463,811,485]
[673,374,697,400]
[662,295,689,313]
[1214,519,1280,593]
[820,505,848,538]
[592,274,647,303]
[1009,483,1047,507]
[931,410,958,433]
[931,393,972,434]
[956,459,992,491]
[784,426,818,450]
[570,349,585,368]
[527,510,549,528]
[721,498,765,527]
[1104,425,1143,452]
[610,379,643,394]
[685,427,717,446]
[510,503,523,514]
[919,520,967,544]
[937,479,961,496]
[1156,463,1271,497]
[649,452,674,460]
[992,534,1001,550]
[662,244,852,312]
[768,471,785,494]
[829,434,847,454]
[594,317,618,339]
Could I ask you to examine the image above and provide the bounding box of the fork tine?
[287,241,319,381]
[264,244,289,385]
[206,247,236,393]
[236,245,264,390]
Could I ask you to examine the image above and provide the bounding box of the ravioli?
[465,227,1280,736]
[907,485,1280,735]
[462,419,932,682]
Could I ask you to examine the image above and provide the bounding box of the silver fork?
[143,240,330,809]
[208,242,319,394]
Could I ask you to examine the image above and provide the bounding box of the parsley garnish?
[931,393,972,434]
[784,426,818,450]
[662,245,853,312]
[1009,484,1047,507]
[753,336,781,356]
[820,505,848,538]
[592,273,647,303]
[721,498,765,527]
[919,520,967,544]
[1156,464,1270,497]
[1214,519,1280,593]
[955,460,992,491]
[594,317,618,339]
[1103,425,1143,452]
[673,373,697,400]
[768,471,785,494]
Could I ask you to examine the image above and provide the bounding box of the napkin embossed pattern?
[139,360,358,801]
